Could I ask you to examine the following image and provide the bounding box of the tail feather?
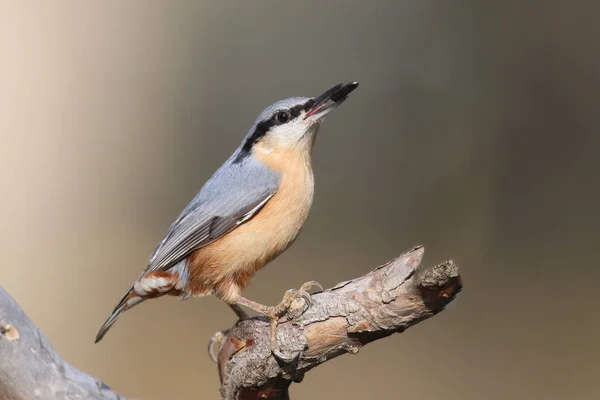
[95,271,180,343]
[95,288,144,343]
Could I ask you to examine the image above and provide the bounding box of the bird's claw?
[285,281,323,313]
[298,280,324,293]
[292,281,323,312]
[268,312,302,364]
[272,346,302,364]
[267,281,323,362]
[233,281,323,363]
[299,290,312,309]
[283,288,312,313]
[207,329,228,363]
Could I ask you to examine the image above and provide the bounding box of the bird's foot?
[268,281,323,318]
[236,281,323,363]
[207,329,229,363]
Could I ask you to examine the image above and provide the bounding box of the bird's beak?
[304,81,359,120]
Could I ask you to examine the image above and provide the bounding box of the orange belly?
[186,146,314,303]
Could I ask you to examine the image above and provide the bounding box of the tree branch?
[0,246,462,400]
[0,288,130,400]
[214,246,462,400]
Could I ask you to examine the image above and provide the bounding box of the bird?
[95,82,359,358]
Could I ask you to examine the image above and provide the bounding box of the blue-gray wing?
[145,154,280,274]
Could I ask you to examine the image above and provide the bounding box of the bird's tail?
[95,287,145,343]
[95,271,181,343]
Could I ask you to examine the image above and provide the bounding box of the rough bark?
[214,246,462,400]
[0,288,130,400]
[0,245,461,400]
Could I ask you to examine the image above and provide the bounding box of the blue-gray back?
[144,96,312,274]
[145,151,281,274]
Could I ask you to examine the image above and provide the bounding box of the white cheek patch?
[266,120,315,149]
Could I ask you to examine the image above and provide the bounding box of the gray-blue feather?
[144,96,312,274]
[146,150,280,274]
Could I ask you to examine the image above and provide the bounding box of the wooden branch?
[214,246,462,400]
[0,288,130,400]
[0,246,462,400]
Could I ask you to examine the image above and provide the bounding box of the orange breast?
[187,144,314,303]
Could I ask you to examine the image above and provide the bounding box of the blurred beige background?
[1,1,599,399]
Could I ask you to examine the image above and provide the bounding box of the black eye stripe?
[290,100,315,118]
[274,99,313,124]
[237,119,270,161]
[234,99,316,163]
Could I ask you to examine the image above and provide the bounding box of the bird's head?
[237,82,358,159]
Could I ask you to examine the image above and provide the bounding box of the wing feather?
[144,154,280,274]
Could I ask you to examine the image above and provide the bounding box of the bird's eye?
[275,110,291,124]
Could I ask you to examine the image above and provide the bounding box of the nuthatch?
[95,82,359,358]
